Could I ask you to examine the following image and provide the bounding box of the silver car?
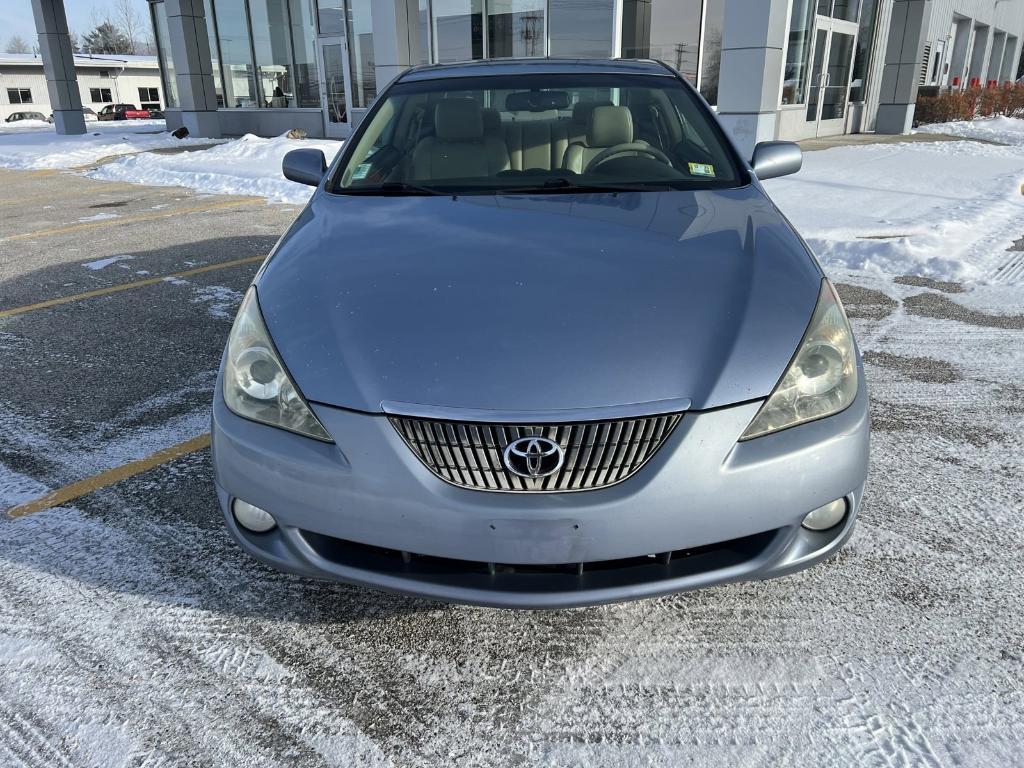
[212,59,869,608]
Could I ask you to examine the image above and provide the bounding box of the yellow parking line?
[0,183,141,206]
[7,434,212,519]
[0,254,265,320]
[2,198,261,242]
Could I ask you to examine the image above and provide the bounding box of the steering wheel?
[586,143,673,172]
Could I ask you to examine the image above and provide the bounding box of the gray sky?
[2,0,153,51]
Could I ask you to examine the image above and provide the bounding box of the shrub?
[915,84,1024,125]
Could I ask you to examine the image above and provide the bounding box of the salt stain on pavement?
[77,212,120,223]
[191,285,243,320]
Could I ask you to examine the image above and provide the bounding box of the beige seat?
[412,99,509,181]
[562,106,648,174]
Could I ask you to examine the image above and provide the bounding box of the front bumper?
[212,376,869,609]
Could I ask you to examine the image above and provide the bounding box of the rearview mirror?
[750,141,802,181]
[283,148,327,187]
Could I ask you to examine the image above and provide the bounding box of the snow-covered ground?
[5,114,1024,283]
[88,133,344,205]
[916,113,1024,144]
[763,117,1024,282]
[0,120,215,170]
[0,119,54,130]
[0,118,1022,767]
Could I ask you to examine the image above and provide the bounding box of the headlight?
[740,279,858,440]
[223,287,332,442]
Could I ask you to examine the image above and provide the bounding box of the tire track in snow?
[0,691,79,768]
[0,508,396,768]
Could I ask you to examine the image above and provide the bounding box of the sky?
[2,0,152,50]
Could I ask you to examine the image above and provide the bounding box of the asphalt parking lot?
[1,168,1023,767]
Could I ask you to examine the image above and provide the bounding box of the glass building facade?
[149,0,900,141]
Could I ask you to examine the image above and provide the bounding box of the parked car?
[45,108,98,123]
[213,59,869,608]
[96,104,151,121]
[5,111,48,123]
[146,108,165,120]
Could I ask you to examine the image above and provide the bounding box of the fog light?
[801,498,847,531]
[232,499,276,532]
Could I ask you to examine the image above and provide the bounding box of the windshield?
[331,72,744,195]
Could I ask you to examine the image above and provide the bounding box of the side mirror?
[750,141,802,181]
[282,148,327,187]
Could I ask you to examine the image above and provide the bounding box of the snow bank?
[763,135,1024,282]
[0,121,216,170]
[916,115,1024,146]
[0,119,53,130]
[88,133,344,204]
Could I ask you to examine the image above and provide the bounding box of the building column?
[948,17,971,86]
[30,0,85,135]
[165,0,220,138]
[875,0,932,134]
[968,24,992,82]
[714,0,790,158]
[371,0,421,93]
[1000,35,1020,81]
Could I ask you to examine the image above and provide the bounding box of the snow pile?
[0,121,217,170]
[0,119,52,130]
[916,115,1024,146]
[88,133,344,204]
[763,134,1024,282]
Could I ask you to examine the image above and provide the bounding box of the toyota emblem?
[503,436,564,479]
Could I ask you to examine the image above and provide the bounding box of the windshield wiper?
[341,181,447,196]
[497,177,652,194]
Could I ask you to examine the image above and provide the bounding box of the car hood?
[257,187,822,416]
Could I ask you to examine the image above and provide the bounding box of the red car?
[97,104,151,121]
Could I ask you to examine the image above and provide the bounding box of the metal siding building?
[922,0,1024,86]
[1,54,166,123]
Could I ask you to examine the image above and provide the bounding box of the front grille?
[389,413,682,492]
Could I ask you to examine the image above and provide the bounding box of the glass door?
[805,17,858,137]
[317,35,353,139]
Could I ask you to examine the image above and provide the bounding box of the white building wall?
[924,0,1024,85]
[1,61,165,121]
[0,68,50,120]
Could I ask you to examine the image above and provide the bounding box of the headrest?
[588,106,633,147]
[481,107,502,134]
[571,100,612,125]
[434,99,484,141]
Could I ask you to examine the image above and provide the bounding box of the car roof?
[398,57,675,83]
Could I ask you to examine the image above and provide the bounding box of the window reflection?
[316,0,344,35]
[849,0,879,101]
[289,0,320,107]
[213,0,259,107]
[621,0,702,83]
[487,0,545,58]
[249,0,295,107]
[783,0,816,105]
[322,42,347,123]
[549,0,614,58]
[700,0,724,104]
[151,1,178,107]
[433,0,484,63]
[202,0,224,106]
[347,0,376,107]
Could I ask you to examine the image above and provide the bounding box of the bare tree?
[5,35,32,54]
[113,0,141,55]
